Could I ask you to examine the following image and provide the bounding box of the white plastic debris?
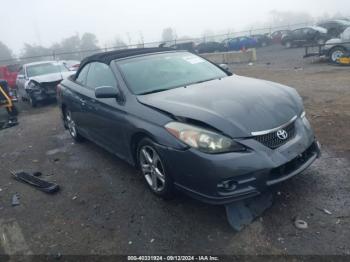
[294,219,308,229]
[323,209,332,215]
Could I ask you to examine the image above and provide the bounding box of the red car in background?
[0,64,21,88]
[0,64,21,101]
[270,30,292,44]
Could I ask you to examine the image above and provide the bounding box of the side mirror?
[219,64,230,71]
[95,86,120,99]
[17,75,25,80]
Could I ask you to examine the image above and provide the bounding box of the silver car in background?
[322,27,350,63]
[16,61,74,107]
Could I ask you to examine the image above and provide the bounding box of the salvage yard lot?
[0,46,349,256]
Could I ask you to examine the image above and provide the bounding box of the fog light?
[217,180,238,191]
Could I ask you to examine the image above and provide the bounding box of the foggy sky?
[1,0,350,54]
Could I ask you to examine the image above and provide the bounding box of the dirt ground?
[0,46,349,258]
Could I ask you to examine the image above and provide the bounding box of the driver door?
[84,62,127,157]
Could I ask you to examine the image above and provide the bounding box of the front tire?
[329,47,346,64]
[137,138,174,199]
[64,109,84,142]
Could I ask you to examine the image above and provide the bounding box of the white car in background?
[16,61,74,107]
[322,27,350,63]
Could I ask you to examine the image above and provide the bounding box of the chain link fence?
[0,20,337,65]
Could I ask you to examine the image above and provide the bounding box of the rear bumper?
[156,117,320,205]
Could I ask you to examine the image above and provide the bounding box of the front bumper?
[28,89,57,101]
[157,117,321,205]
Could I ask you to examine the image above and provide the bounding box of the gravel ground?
[0,45,349,257]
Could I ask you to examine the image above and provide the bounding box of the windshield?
[26,63,69,77]
[116,52,228,95]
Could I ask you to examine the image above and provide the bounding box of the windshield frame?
[114,51,230,95]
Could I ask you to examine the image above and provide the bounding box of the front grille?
[253,121,296,149]
[269,142,317,181]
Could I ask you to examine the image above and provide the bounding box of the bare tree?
[161,27,176,42]
[0,42,13,64]
[113,36,128,50]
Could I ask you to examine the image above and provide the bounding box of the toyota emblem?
[276,129,288,140]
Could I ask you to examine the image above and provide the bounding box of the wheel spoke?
[151,172,158,190]
[154,168,165,183]
[141,164,151,174]
[141,149,153,164]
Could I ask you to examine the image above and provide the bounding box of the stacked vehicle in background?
[304,27,350,64]
[317,19,350,38]
[281,26,329,48]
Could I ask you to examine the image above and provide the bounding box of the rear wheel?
[137,138,174,199]
[329,47,346,64]
[64,109,84,142]
[285,41,292,48]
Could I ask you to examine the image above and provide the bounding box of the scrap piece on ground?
[0,118,18,130]
[294,219,308,229]
[11,171,60,193]
[225,191,274,231]
[11,193,20,206]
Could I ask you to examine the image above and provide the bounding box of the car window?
[86,62,117,89]
[75,64,90,85]
[116,52,227,95]
[293,29,304,36]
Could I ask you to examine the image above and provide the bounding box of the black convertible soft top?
[78,47,174,72]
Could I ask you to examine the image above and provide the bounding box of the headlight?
[165,122,246,153]
[300,111,311,129]
[27,81,40,90]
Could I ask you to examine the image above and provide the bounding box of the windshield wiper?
[139,88,170,95]
[186,77,221,86]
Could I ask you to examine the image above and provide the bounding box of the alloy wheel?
[66,111,77,138]
[331,50,344,63]
[139,145,166,192]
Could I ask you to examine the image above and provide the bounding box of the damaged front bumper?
[156,118,321,205]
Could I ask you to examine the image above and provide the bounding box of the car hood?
[137,75,303,138]
[29,71,74,83]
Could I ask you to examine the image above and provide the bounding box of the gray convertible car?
[57,48,321,204]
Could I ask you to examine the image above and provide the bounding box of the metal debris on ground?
[225,191,273,231]
[322,208,332,215]
[11,171,60,193]
[12,193,20,206]
[33,172,42,177]
[0,118,18,130]
[294,219,308,229]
